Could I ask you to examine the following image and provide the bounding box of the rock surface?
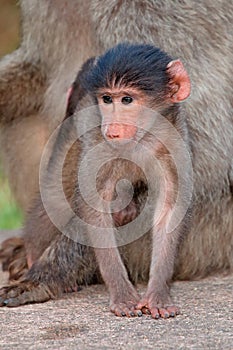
[0,232,232,349]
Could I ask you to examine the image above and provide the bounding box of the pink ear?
[166,60,191,102]
[66,86,73,103]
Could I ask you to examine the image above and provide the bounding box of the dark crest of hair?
[85,43,173,96]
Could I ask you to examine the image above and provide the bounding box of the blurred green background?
[0,0,23,229]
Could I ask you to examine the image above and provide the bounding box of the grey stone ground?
[0,232,232,350]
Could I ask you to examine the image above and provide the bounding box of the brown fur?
[0,237,27,281]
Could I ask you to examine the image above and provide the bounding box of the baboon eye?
[102,95,113,104]
[121,96,133,104]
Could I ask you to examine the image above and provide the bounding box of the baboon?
[0,0,232,309]
[1,43,193,318]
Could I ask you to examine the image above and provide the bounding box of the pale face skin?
[96,60,191,142]
[97,88,149,140]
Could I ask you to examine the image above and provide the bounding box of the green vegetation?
[0,1,22,229]
[0,175,23,229]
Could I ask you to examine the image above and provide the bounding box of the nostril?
[107,133,120,139]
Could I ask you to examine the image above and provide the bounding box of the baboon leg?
[0,235,96,307]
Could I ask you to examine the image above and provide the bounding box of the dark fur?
[86,43,172,96]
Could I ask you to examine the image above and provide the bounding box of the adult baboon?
[0,0,232,291]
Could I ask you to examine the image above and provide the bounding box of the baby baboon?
[1,43,192,318]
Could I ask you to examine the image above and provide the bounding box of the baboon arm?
[0,49,46,124]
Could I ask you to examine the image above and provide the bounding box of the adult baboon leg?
[0,234,96,307]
